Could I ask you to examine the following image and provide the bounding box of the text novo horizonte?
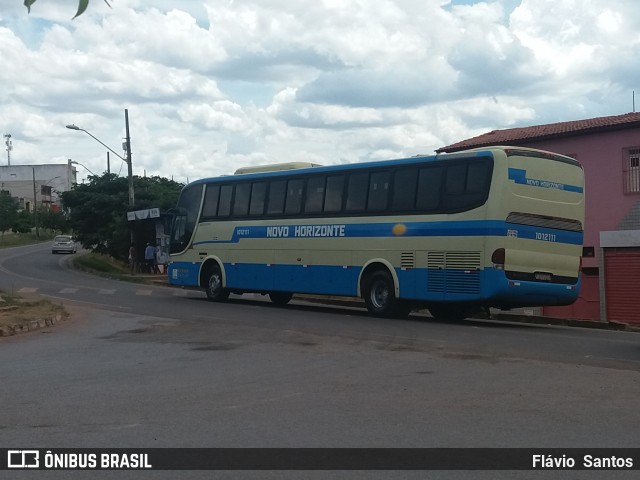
[266,224,346,238]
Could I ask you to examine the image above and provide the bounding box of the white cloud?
[0,0,637,184]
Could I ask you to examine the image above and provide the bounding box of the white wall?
[0,162,78,209]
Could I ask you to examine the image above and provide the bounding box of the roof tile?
[438,112,640,153]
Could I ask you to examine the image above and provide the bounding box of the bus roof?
[234,162,322,175]
[186,146,578,187]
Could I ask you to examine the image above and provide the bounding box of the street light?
[65,109,134,206]
[69,160,98,177]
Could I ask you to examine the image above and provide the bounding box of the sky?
[0,0,638,184]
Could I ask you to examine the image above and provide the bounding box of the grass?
[0,290,68,333]
[0,231,57,249]
[74,252,130,274]
[72,252,163,284]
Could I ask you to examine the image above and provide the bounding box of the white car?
[51,235,77,254]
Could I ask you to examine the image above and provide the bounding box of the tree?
[12,210,34,234]
[0,191,19,241]
[38,207,70,234]
[61,174,183,259]
[24,0,111,19]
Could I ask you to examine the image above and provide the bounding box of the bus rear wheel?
[269,292,293,305]
[363,270,409,318]
[204,264,229,302]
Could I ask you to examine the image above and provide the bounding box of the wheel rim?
[370,279,389,309]
[208,273,221,296]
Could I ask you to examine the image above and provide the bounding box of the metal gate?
[604,248,640,324]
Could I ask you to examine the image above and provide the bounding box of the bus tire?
[428,304,470,321]
[204,264,229,302]
[269,292,293,305]
[363,270,407,318]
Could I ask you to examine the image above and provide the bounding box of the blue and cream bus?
[167,146,584,319]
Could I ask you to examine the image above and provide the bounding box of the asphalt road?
[1,242,640,479]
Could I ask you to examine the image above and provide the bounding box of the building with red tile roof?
[437,112,640,153]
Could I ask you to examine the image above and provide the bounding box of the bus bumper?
[482,268,581,307]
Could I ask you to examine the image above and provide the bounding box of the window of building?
[623,147,640,194]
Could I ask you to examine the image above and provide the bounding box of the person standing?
[128,243,138,275]
[144,242,158,274]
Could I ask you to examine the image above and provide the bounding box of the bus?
[167,146,584,320]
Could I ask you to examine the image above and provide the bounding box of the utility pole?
[125,109,134,207]
[3,134,11,166]
[32,167,39,239]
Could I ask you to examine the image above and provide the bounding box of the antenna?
[634,91,636,113]
[3,134,12,166]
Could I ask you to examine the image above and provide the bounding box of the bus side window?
[218,184,234,217]
[324,175,344,213]
[267,180,286,215]
[416,166,442,211]
[249,182,266,216]
[467,162,489,193]
[445,164,466,195]
[202,184,220,219]
[233,183,251,217]
[305,176,326,214]
[367,171,390,212]
[346,172,368,212]
[442,161,490,211]
[285,178,304,215]
[391,168,418,211]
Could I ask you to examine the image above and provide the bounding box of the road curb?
[0,312,66,338]
[294,295,640,332]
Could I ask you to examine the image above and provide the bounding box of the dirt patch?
[0,292,68,337]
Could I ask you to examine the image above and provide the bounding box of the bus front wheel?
[269,292,293,305]
[204,264,229,302]
[363,270,409,318]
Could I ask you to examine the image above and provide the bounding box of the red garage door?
[604,248,640,324]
